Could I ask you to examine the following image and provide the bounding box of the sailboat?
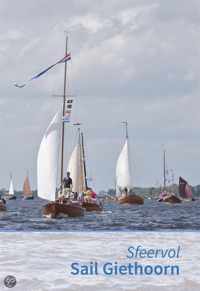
[23,175,34,200]
[158,150,181,204]
[116,121,144,205]
[4,175,16,200]
[37,37,84,218]
[67,127,103,212]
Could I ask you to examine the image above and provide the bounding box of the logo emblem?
[4,275,17,288]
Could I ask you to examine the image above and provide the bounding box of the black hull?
[5,195,16,200]
[23,196,34,200]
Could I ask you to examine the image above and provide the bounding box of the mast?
[122,121,128,139]
[163,149,166,189]
[60,36,68,185]
[81,131,88,190]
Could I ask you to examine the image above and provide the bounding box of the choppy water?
[0,198,200,231]
[0,232,200,290]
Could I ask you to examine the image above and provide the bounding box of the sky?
[0,0,200,191]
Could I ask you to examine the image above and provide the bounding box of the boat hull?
[0,202,6,211]
[158,195,182,204]
[118,194,144,205]
[82,201,103,212]
[23,196,34,200]
[4,195,16,200]
[42,202,84,218]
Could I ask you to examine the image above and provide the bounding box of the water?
[0,198,200,231]
[0,232,200,290]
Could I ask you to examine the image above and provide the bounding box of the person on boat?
[91,190,97,199]
[84,188,98,204]
[121,187,128,198]
[78,192,84,202]
[62,172,73,197]
[74,192,78,200]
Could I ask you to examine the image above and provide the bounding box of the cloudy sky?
[0,0,200,191]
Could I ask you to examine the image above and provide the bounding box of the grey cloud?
[0,0,200,190]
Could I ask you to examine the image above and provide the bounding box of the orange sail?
[23,176,32,197]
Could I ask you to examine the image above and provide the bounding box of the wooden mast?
[60,36,68,186]
[163,149,166,189]
[81,131,88,190]
[122,121,128,139]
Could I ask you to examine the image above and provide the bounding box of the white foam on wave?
[0,232,199,290]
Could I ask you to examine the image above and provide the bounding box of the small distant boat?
[4,175,17,200]
[67,127,103,212]
[116,121,144,205]
[37,37,84,218]
[23,175,34,200]
[179,176,195,202]
[158,150,181,204]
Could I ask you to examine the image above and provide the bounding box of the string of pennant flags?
[14,52,74,123]
[14,53,71,88]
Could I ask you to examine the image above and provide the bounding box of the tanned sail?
[23,176,32,198]
[179,177,193,199]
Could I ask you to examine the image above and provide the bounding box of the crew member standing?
[63,172,73,198]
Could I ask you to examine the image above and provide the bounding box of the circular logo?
[4,275,17,288]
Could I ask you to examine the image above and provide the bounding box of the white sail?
[67,136,86,193]
[116,139,132,195]
[9,178,14,195]
[37,111,62,201]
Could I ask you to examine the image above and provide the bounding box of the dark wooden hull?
[158,195,182,204]
[82,201,103,212]
[118,194,144,205]
[5,195,16,200]
[43,202,84,218]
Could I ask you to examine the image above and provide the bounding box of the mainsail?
[37,111,62,201]
[179,176,193,199]
[116,138,132,195]
[67,131,86,193]
[9,177,14,195]
[23,176,32,197]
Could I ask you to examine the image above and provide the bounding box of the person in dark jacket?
[62,172,73,197]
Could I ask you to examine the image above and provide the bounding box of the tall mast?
[60,36,68,185]
[122,121,128,139]
[163,149,166,189]
[77,127,84,191]
[81,131,88,190]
